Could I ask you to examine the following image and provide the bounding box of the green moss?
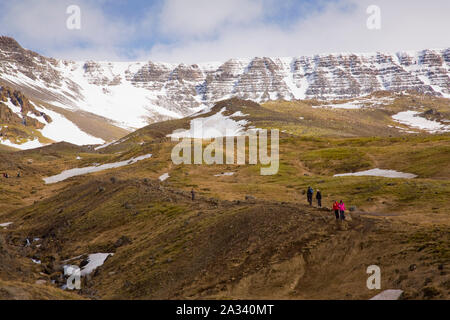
[300,147,373,174]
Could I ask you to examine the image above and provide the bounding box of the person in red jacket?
[338,200,346,220]
[332,200,339,220]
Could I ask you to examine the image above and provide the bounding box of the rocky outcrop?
[131,62,173,89]
[0,86,51,129]
[83,61,121,86]
[0,36,62,86]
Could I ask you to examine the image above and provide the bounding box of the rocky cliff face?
[0,86,51,129]
[0,36,449,129]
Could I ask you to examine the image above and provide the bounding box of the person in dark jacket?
[191,188,196,201]
[316,190,322,207]
[306,186,313,205]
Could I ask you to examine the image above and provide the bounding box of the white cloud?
[46,46,126,62]
[1,0,449,62]
[0,0,135,60]
[159,0,264,37]
[148,0,450,63]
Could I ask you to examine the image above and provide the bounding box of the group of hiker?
[306,186,347,220]
[2,171,21,178]
[333,200,346,220]
[306,186,321,207]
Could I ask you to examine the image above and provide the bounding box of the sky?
[0,0,449,63]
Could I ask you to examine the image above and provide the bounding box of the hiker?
[306,186,313,206]
[17,170,21,178]
[316,190,322,207]
[3,172,8,179]
[191,188,195,201]
[338,200,346,220]
[332,200,340,220]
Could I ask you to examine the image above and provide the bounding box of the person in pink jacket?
[338,200,346,220]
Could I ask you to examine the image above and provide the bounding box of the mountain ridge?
[1,36,449,132]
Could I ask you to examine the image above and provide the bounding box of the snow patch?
[53,61,183,129]
[30,102,105,145]
[159,173,170,181]
[392,110,450,133]
[0,222,13,228]
[94,140,116,150]
[43,154,152,184]
[279,57,307,100]
[4,98,23,117]
[94,137,129,150]
[168,107,249,139]
[0,138,46,150]
[214,172,235,177]
[334,168,417,179]
[312,102,363,109]
[81,253,113,276]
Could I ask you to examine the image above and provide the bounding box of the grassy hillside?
[262,92,450,137]
[0,94,449,300]
[2,176,448,300]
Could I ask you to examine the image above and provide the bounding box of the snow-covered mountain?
[1,36,449,132]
